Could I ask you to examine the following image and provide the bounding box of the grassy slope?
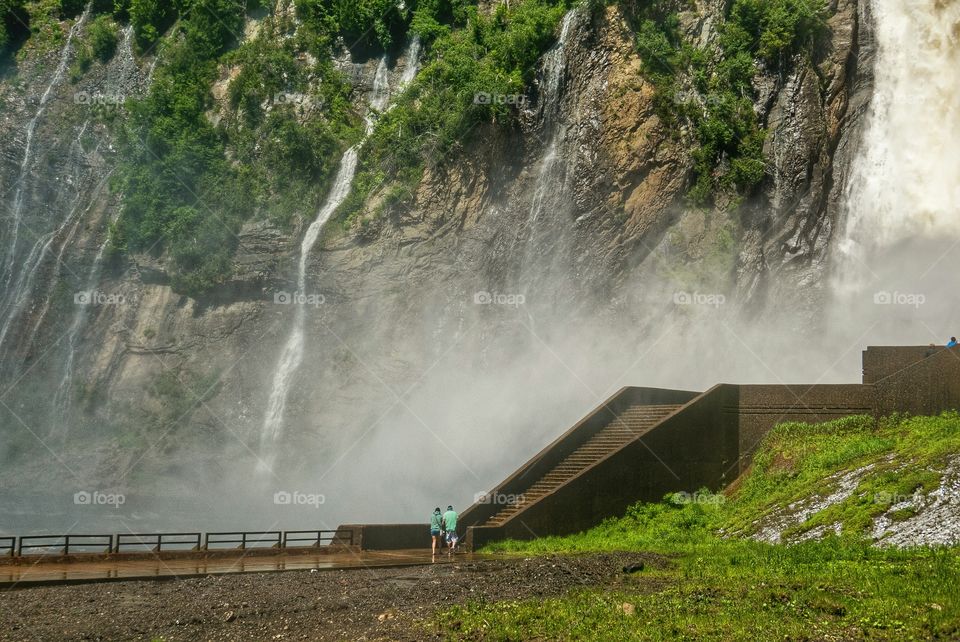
[434,414,960,640]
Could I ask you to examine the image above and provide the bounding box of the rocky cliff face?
[0,1,875,529]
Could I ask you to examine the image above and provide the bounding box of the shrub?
[88,14,118,61]
[0,0,29,57]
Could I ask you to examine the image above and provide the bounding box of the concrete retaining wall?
[866,346,960,416]
[334,524,429,551]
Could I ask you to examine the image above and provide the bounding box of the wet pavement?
[0,549,488,588]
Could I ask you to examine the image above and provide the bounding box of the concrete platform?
[0,549,487,589]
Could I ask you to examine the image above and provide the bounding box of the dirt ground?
[0,552,667,641]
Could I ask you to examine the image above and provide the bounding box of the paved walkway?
[0,549,485,588]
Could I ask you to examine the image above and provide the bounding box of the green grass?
[434,414,960,639]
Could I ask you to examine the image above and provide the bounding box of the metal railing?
[115,533,202,553]
[4,529,353,558]
[204,531,282,550]
[281,530,345,548]
[17,534,113,556]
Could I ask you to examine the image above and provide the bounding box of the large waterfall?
[518,9,580,311]
[0,5,91,355]
[835,0,960,290]
[258,42,422,470]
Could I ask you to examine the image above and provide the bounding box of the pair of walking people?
[430,505,458,556]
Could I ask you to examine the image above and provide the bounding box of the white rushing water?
[0,5,90,299]
[0,117,97,359]
[259,41,422,471]
[519,9,577,289]
[834,0,960,290]
[398,35,421,89]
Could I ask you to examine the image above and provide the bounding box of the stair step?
[479,404,686,526]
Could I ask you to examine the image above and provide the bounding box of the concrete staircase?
[482,404,681,527]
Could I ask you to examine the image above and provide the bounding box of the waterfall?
[538,11,576,126]
[518,10,578,293]
[364,56,391,130]
[398,35,421,89]
[17,122,103,357]
[258,40,423,471]
[0,5,91,360]
[50,191,119,438]
[257,146,361,472]
[0,118,97,360]
[105,25,137,93]
[0,5,90,294]
[833,0,960,290]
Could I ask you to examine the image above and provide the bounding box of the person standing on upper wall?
[948,337,957,348]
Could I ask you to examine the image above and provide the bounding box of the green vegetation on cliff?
[108,0,571,292]
[110,0,253,294]
[8,0,831,292]
[628,0,828,204]
[435,413,960,639]
[336,0,569,230]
